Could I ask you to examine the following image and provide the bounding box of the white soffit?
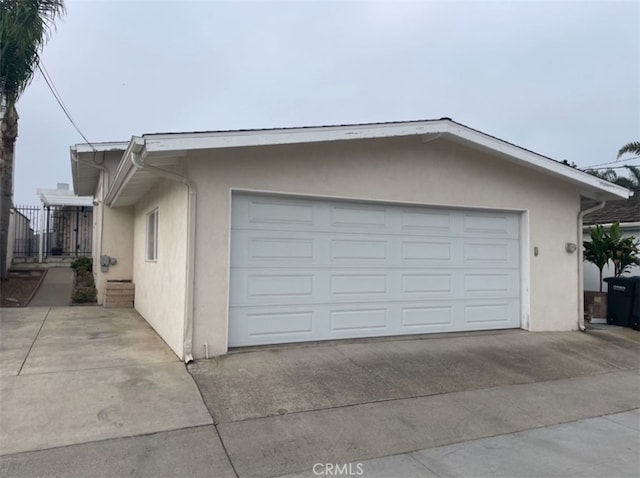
[70,142,128,196]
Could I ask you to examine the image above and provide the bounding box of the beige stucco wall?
[184,136,582,358]
[92,176,134,304]
[133,178,188,359]
[92,158,135,304]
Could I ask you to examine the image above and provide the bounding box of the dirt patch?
[0,270,46,307]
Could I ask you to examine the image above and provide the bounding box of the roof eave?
[104,137,144,206]
[70,142,130,196]
[103,119,632,206]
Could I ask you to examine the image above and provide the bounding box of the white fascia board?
[72,142,129,154]
[142,121,452,153]
[582,222,640,230]
[443,123,631,200]
[104,137,144,206]
[141,120,630,200]
[104,120,630,206]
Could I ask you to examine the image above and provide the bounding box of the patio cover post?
[38,204,44,263]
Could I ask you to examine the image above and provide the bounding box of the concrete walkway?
[28,267,74,306]
[0,307,213,456]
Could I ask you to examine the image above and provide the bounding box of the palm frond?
[617,141,640,158]
[0,0,66,106]
[586,168,619,183]
[623,165,640,189]
[612,176,637,190]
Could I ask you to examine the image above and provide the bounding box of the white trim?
[228,186,531,214]
[145,208,158,262]
[72,142,129,154]
[224,188,234,354]
[582,221,640,230]
[519,210,531,331]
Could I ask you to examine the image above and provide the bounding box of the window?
[146,209,158,261]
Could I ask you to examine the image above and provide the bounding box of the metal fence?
[12,205,93,258]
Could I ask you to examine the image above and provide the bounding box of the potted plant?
[583,222,640,321]
[583,224,612,320]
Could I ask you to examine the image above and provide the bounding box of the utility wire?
[37,61,96,151]
[581,155,640,169]
[585,164,640,171]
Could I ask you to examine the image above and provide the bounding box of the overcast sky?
[12,0,640,205]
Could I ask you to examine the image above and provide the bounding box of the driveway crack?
[17,307,50,376]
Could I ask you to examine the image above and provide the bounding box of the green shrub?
[71,287,97,303]
[71,257,93,273]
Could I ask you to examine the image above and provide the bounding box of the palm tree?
[586,165,640,190]
[0,0,65,280]
[584,225,614,292]
[618,141,640,158]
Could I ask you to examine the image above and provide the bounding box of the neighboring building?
[583,193,640,292]
[70,119,630,362]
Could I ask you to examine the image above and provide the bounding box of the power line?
[584,165,640,171]
[582,155,640,169]
[37,61,96,150]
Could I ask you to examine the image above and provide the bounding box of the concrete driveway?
[188,326,640,477]
[1,306,639,478]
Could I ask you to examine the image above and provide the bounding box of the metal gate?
[12,205,93,258]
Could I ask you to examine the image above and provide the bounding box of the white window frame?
[146,208,158,262]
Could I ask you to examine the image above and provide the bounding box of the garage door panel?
[401,305,453,328]
[248,237,315,261]
[463,301,520,327]
[401,240,452,261]
[399,209,452,231]
[245,274,315,299]
[330,204,388,229]
[401,273,451,294]
[463,241,516,263]
[230,301,520,347]
[462,212,520,237]
[329,308,388,332]
[229,194,522,347]
[330,273,388,296]
[249,199,315,225]
[242,310,316,341]
[464,269,519,294]
[331,239,388,261]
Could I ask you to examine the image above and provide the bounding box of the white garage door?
[229,194,521,347]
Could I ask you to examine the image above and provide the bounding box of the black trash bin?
[631,279,640,331]
[603,277,640,328]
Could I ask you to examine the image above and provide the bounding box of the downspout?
[131,151,196,363]
[577,201,606,331]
